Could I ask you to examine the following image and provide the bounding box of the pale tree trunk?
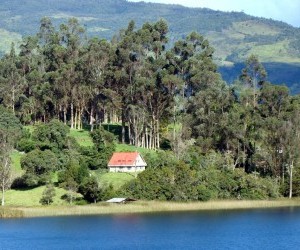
[74,108,77,130]
[156,119,160,149]
[79,108,83,130]
[145,127,149,149]
[70,103,74,129]
[1,157,11,206]
[63,106,67,125]
[90,106,95,132]
[289,160,293,199]
[12,85,15,115]
[121,109,126,144]
[1,184,5,206]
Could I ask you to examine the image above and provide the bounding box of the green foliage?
[0,105,22,145]
[16,138,36,153]
[40,183,56,205]
[32,119,70,151]
[57,158,89,185]
[89,128,116,169]
[59,176,78,204]
[121,162,279,201]
[78,176,101,203]
[20,149,58,187]
[80,146,105,170]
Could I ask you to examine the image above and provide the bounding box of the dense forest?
[1,18,300,205]
[1,0,300,91]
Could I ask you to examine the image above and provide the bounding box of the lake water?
[1,207,300,249]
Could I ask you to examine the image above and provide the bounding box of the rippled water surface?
[1,207,300,249]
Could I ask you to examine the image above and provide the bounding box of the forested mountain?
[0,0,300,92]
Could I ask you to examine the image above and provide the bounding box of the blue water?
[1,207,300,249]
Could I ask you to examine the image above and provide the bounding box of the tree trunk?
[128,123,132,145]
[63,106,67,125]
[74,108,77,129]
[121,109,126,144]
[1,185,4,206]
[156,119,160,149]
[289,161,293,199]
[70,103,74,129]
[145,127,149,149]
[12,85,15,115]
[90,106,95,132]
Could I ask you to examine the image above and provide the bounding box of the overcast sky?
[129,0,300,27]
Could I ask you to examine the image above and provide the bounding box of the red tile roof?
[108,152,139,167]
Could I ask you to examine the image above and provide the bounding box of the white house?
[107,152,147,173]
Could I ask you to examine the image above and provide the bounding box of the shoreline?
[1,199,300,218]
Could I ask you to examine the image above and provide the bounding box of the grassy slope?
[93,171,135,189]
[10,150,24,176]
[5,186,68,206]
[208,20,300,64]
[69,129,94,147]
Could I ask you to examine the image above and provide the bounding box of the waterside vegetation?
[2,199,300,218]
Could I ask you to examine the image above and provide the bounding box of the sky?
[129,0,300,27]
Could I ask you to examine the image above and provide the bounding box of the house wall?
[136,155,147,167]
[109,166,146,173]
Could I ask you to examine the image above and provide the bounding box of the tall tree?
[0,43,22,114]
[240,55,267,108]
[0,106,22,205]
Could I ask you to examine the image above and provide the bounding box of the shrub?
[40,184,56,205]
[16,138,36,153]
[20,149,58,187]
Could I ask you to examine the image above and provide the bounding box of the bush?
[20,149,58,187]
[32,119,70,151]
[197,184,212,201]
[40,184,56,205]
[16,138,36,153]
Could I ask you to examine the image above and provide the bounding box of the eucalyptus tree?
[108,20,142,143]
[80,38,112,130]
[58,18,86,129]
[0,43,22,115]
[18,35,46,123]
[37,17,66,122]
[178,32,234,154]
[254,83,291,177]
[129,19,172,149]
[239,54,267,108]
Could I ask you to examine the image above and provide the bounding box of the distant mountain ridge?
[1,0,300,91]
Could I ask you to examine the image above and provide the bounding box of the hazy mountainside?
[1,0,300,91]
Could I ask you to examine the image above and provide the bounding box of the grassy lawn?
[5,186,69,206]
[69,129,93,147]
[92,171,135,189]
[10,150,25,176]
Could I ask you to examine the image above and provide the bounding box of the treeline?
[0,17,219,150]
[1,18,300,200]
